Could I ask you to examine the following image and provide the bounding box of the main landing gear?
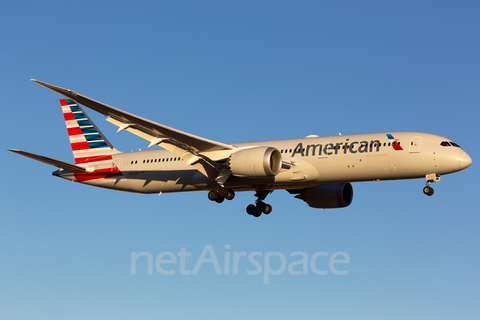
[208,187,235,203]
[246,190,273,218]
[207,188,273,217]
[423,173,440,196]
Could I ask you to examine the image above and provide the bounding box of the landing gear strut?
[208,188,235,203]
[246,190,273,217]
[423,174,440,196]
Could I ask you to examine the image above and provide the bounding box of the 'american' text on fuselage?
[291,139,388,157]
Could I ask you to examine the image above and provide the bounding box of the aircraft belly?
[81,169,202,193]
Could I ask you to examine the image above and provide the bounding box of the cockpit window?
[440,141,461,148]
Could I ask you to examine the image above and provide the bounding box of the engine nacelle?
[228,147,282,178]
[295,183,353,209]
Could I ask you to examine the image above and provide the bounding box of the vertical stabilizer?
[60,99,119,164]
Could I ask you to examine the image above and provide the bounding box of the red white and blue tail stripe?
[60,99,119,164]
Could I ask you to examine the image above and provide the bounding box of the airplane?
[8,80,472,217]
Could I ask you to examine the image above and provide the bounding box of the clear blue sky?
[1,1,479,319]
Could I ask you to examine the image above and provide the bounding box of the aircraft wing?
[8,149,87,172]
[31,80,233,154]
[31,80,235,181]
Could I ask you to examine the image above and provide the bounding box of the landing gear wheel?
[263,204,272,214]
[252,208,262,218]
[256,202,266,214]
[226,190,235,201]
[247,190,274,217]
[423,186,434,196]
[208,190,219,201]
[218,187,229,198]
[246,204,256,215]
[215,197,225,203]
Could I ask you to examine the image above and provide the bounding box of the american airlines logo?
[387,133,403,151]
[291,133,403,157]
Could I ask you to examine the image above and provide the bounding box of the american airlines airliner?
[9,80,472,217]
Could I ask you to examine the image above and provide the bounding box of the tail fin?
[60,99,119,164]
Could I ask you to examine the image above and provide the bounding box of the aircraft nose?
[459,151,472,170]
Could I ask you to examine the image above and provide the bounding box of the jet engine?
[228,147,282,178]
[295,183,353,209]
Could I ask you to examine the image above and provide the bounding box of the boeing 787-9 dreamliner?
[8,80,472,217]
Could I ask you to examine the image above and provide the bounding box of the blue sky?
[1,1,479,319]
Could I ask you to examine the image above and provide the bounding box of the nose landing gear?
[246,190,273,217]
[423,174,440,196]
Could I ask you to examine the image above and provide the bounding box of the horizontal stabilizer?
[8,149,87,172]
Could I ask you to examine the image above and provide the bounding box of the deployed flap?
[31,80,233,154]
[8,149,87,172]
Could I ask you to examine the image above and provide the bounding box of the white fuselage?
[56,131,471,194]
